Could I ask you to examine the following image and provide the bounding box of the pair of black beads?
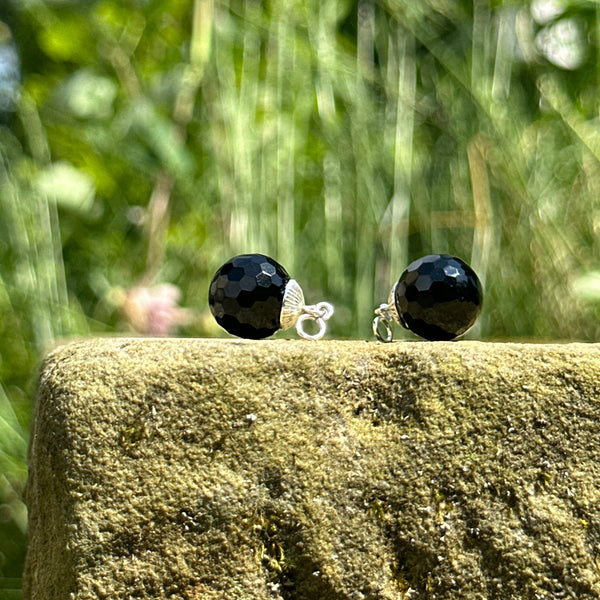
[209,253,483,341]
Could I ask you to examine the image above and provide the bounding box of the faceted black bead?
[208,254,290,339]
[394,254,483,341]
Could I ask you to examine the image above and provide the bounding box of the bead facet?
[394,254,483,340]
[208,254,290,339]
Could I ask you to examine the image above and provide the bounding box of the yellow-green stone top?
[25,338,600,599]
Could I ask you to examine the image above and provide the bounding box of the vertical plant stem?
[389,29,415,289]
[275,8,296,272]
[353,0,378,336]
[317,0,344,296]
[144,0,213,280]
[467,136,493,293]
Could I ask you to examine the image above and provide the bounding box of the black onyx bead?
[208,254,290,339]
[394,254,483,341]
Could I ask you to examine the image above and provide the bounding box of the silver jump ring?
[373,315,393,343]
[295,301,334,340]
[296,314,327,340]
[315,302,334,320]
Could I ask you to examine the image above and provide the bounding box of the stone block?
[24,338,600,599]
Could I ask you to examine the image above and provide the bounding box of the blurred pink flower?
[120,283,192,336]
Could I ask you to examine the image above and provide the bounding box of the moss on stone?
[24,338,600,599]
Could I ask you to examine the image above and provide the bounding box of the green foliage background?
[3,0,600,595]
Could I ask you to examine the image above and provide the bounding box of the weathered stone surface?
[24,338,600,600]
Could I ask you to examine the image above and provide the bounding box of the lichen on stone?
[25,338,600,599]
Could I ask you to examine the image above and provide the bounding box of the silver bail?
[373,282,400,343]
[280,280,334,340]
